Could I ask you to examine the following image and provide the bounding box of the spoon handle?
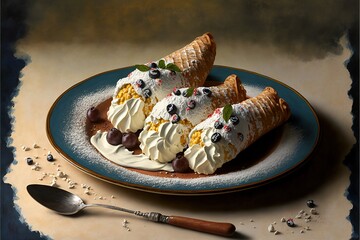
[86,203,135,214]
[135,211,235,236]
[88,205,235,236]
[167,215,236,237]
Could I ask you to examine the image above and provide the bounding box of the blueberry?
[286,219,296,227]
[166,104,177,115]
[87,107,101,123]
[187,100,196,109]
[173,89,181,96]
[150,62,158,68]
[122,132,139,150]
[172,156,190,173]
[182,90,188,97]
[229,115,240,125]
[171,114,181,123]
[149,69,160,79]
[202,88,212,97]
[143,88,152,98]
[106,128,123,145]
[26,157,34,165]
[306,200,316,208]
[47,154,54,162]
[136,79,145,88]
[211,132,222,143]
[214,121,223,129]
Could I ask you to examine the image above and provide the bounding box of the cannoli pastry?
[107,33,216,133]
[139,74,247,163]
[184,87,291,174]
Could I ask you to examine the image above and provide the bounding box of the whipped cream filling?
[147,86,222,125]
[139,84,242,163]
[185,105,251,174]
[139,122,187,163]
[108,64,185,133]
[185,128,226,174]
[90,131,173,171]
[108,98,145,133]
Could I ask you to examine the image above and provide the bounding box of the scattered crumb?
[310,208,318,215]
[57,171,66,178]
[50,178,58,187]
[268,224,275,233]
[31,163,40,171]
[22,145,30,151]
[281,217,286,222]
[122,219,131,231]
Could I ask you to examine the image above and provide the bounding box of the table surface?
[4,3,356,235]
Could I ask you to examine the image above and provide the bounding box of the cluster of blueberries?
[26,153,54,165]
[286,200,317,228]
[134,62,161,99]
[136,62,178,99]
[210,114,241,143]
[87,107,139,150]
[165,87,213,124]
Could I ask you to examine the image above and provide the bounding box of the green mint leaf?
[135,64,151,72]
[158,60,166,69]
[223,104,233,122]
[185,87,194,97]
[166,63,181,72]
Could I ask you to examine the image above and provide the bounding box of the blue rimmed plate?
[46,66,320,195]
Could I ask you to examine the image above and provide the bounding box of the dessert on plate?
[184,87,291,174]
[107,33,216,133]
[139,74,247,163]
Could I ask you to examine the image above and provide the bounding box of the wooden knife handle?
[167,215,236,236]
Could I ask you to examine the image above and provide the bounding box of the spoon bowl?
[27,184,85,215]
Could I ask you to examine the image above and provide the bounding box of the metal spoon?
[27,184,236,237]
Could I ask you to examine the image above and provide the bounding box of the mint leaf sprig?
[222,104,233,122]
[135,60,181,72]
[184,87,194,97]
[135,64,151,71]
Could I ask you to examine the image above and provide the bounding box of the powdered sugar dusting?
[63,84,304,192]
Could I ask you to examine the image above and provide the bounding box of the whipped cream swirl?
[108,98,145,133]
[139,122,187,163]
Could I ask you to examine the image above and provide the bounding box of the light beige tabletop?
[5,2,356,239]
